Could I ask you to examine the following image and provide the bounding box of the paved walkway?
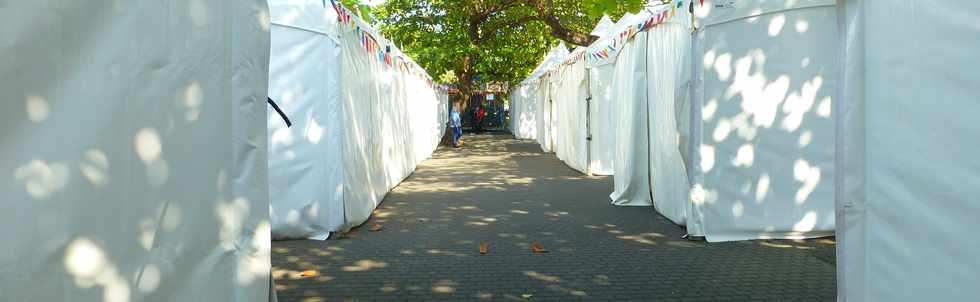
[272,133,836,302]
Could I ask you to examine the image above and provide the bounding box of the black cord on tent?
[268,97,293,128]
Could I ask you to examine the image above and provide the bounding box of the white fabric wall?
[587,64,617,175]
[339,14,446,232]
[268,2,445,238]
[690,0,836,241]
[517,44,567,144]
[509,89,519,134]
[553,57,590,173]
[548,77,561,153]
[838,1,980,301]
[646,16,696,232]
[268,1,344,240]
[608,31,654,207]
[0,1,272,301]
[510,84,539,140]
[535,76,555,152]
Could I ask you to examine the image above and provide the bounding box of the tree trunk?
[456,54,476,112]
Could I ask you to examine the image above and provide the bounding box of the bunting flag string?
[585,4,680,67]
[332,2,444,89]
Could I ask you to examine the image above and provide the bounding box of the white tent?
[511,43,569,140]
[586,62,618,176]
[552,16,629,175]
[267,1,448,240]
[0,1,272,301]
[509,85,533,139]
[607,29,654,207]
[535,73,557,152]
[837,1,980,301]
[552,50,590,173]
[519,17,624,175]
[593,5,690,210]
[687,0,836,241]
[591,15,615,36]
[267,0,345,240]
[583,13,645,176]
[596,0,837,240]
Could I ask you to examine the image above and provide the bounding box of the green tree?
[368,0,644,105]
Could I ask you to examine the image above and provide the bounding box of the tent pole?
[585,65,594,176]
[643,33,655,206]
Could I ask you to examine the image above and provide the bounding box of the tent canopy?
[1,1,272,300]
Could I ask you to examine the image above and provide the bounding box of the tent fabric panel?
[340,24,389,230]
[692,4,836,242]
[269,0,339,35]
[646,21,694,227]
[553,59,590,173]
[512,85,539,140]
[695,0,834,27]
[267,7,345,240]
[838,1,980,301]
[0,1,272,301]
[337,9,446,232]
[609,32,653,207]
[587,65,617,175]
[536,77,555,152]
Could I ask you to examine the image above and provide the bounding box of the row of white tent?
[511,0,837,242]
[1,0,446,301]
[266,1,448,240]
[511,0,980,301]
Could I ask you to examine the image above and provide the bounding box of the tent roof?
[590,15,614,36]
[605,12,637,37]
[522,42,569,84]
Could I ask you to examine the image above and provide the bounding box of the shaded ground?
[272,133,836,301]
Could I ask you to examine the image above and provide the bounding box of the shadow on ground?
[272,133,836,301]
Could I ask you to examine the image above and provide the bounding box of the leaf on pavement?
[299,270,318,278]
[531,242,548,254]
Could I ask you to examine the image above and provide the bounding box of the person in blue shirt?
[450,107,463,148]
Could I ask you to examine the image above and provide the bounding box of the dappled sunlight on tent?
[792,212,818,232]
[3,1,272,300]
[80,149,111,187]
[181,82,203,122]
[26,94,50,123]
[188,0,209,27]
[13,159,70,200]
[781,75,823,132]
[755,173,770,203]
[64,238,130,302]
[768,14,786,36]
[216,197,252,251]
[237,220,272,285]
[676,1,837,241]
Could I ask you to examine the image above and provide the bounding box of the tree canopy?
[341,0,645,95]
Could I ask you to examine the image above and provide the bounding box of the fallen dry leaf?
[531,242,548,254]
[299,270,318,278]
[370,224,383,232]
[479,242,489,254]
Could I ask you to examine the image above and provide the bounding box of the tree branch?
[525,0,599,46]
